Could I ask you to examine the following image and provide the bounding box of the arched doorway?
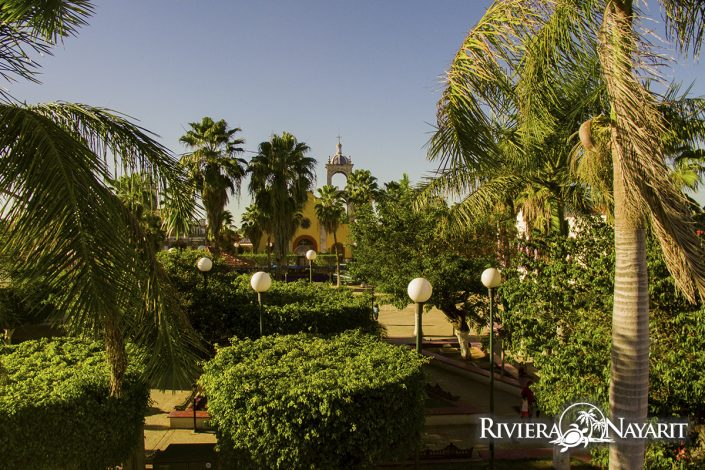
[293,236,317,264]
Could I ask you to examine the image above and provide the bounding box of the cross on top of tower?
[326,136,353,185]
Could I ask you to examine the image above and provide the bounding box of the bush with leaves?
[201,331,428,469]
[0,337,149,469]
[0,237,58,336]
[501,218,705,467]
[158,249,377,345]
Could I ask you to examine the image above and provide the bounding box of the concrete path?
[378,303,459,340]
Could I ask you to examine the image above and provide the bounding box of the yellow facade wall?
[254,191,351,258]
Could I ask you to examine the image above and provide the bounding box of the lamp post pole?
[489,285,495,415]
[415,301,424,353]
[251,271,272,337]
[192,384,198,433]
[407,278,433,355]
[306,249,317,283]
[258,292,263,336]
[481,268,502,470]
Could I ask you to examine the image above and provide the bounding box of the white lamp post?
[197,257,213,288]
[407,277,432,354]
[251,271,272,337]
[481,267,502,469]
[305,249,317,283]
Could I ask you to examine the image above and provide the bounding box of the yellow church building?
[252,140,354,260]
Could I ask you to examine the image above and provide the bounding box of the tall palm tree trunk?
[103,314,128,398]
[204,193,223,254]
[609,142,649,469]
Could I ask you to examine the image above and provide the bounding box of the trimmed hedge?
[201,331,428,469]
[158,249,377,344]
[237,252,341,267]
[0,338,149,469]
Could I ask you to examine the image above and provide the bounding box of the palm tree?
[218,209,240,253]
[110,173,165,251]
[240,204,265,254]
[179,116,246,252]
[110,172,159,213]
[248,132,316,274]
[315,185,346,286]
[344,169,379,216]
[429,2,705,467]
[0,1,201,397]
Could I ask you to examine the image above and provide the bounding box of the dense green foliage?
[158,249,376,345]
[501,218,705,466]
[349,176,495,331]
[0,260,57,334]
[201,331,428,469]
[0,338,149,469]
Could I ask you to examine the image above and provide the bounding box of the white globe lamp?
[251,271,272,337]
[407,277,432,353]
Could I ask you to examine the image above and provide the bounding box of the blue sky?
[9,0,705,221]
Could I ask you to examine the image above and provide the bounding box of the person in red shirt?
[521,380,537,417]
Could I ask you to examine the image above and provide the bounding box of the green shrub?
[0,338,149,469]
[201,331,428,469]
[158,249,377,344]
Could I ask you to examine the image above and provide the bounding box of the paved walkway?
[144,390,215,456]
[378,303,459,340]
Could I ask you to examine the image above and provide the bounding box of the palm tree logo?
[550,403,613,453]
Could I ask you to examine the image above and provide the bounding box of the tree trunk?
[333,230,340,287]
[609,148,649,469]
[600,2,649,468]
[455,329,472,360]
[104,314,128,398]
[556,200,568,237]
[553,445,570,470]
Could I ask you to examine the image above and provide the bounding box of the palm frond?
[429,0,533,172]
[599,4,705,302]
[0,1,93,90]
[443,173,524,231]
[661,0,705,56]
[0,102,201,388]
